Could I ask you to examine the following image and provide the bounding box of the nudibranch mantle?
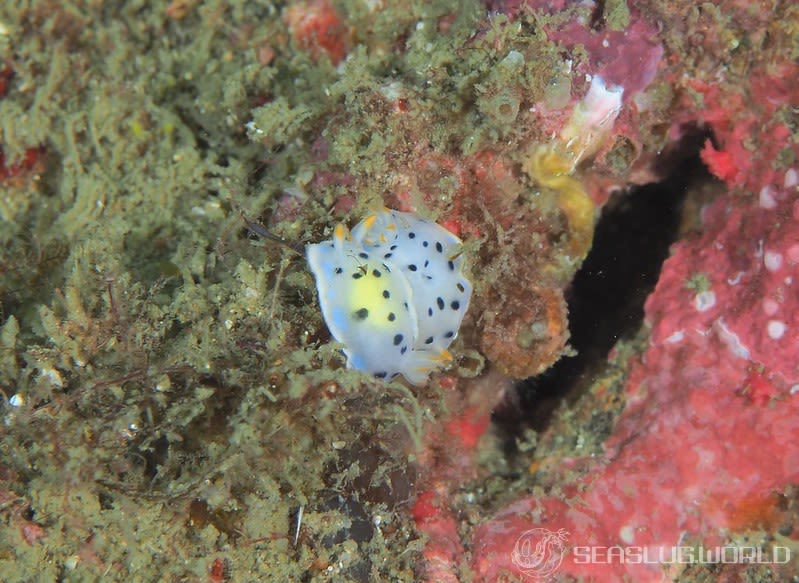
[306,209,472,385]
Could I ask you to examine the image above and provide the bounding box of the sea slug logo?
[511,527,569,580]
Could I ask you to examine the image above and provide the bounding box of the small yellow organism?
[524,75,624,260]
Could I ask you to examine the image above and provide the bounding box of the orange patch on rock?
[285,0,349,65]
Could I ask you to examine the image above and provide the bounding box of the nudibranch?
[305,209,473,385]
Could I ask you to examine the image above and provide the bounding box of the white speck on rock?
[694,290,716,312]
[764,250,783,272]
[759,185,777,209]
[767,320,786,340]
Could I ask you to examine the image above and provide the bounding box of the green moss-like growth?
[605,0,631,31]
[0,1,440,579]
[0,0,687,578]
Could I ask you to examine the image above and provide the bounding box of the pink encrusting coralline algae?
[472,179,799,581]
[462,1,799,582]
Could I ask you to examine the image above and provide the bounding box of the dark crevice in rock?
[493,127,713,452]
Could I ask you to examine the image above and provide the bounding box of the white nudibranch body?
[305,209,472,385]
